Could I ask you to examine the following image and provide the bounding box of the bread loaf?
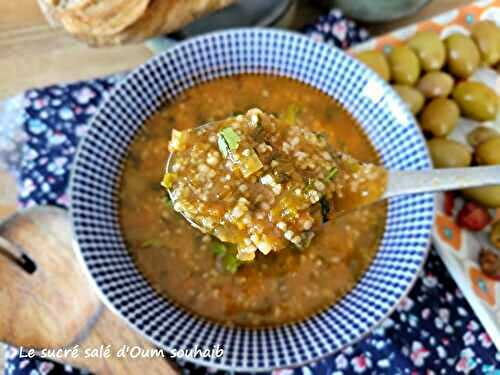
[40,0,235,46]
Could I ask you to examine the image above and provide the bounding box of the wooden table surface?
[0,0,471,372]
[0,0,471,100]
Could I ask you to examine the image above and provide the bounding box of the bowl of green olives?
[356,19,500,281]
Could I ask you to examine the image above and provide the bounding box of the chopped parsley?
[224,254,242,274]
[217,127,240,158]
[326,167,338,181]
[210,238,242,273]
[210,240,227,257]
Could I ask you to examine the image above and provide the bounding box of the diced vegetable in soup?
[164,109,387,261]
[119,74,387,327]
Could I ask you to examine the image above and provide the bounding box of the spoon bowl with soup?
[164,108,500,263]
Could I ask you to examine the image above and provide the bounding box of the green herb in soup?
[119,74,387,327]
[164,109,387,261]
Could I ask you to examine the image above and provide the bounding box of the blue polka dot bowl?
[70,28,435,372]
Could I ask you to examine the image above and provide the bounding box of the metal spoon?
[384,166,500,199]
[167,142,500,227]
[165,117,500,231]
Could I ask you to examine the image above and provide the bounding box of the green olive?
[466,127,500,148]
[427,138,472,168]
[462,186,500,208]
[471,20,500,66]
[392,85,425,115]
[356,50,391,81]
[452,81,498,121]
[417,71,454,98]
[408,31,446,72]
[491,220,500,248]
[388,45,421,85]
[476,136,500,165]
[420,98,460,137]
[445,33,480,79]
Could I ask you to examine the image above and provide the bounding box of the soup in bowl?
[70,29,435,371]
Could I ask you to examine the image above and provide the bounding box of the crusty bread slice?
[39,0,235,46]
[59,0,151,37]
[37,0,62,26]
[112,0,235,44]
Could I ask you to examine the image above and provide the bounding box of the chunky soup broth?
[119,75,387,327]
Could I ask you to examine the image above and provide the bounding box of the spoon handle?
[384,166,500,199]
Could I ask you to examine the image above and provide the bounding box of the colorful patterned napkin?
[2,9,500,375]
